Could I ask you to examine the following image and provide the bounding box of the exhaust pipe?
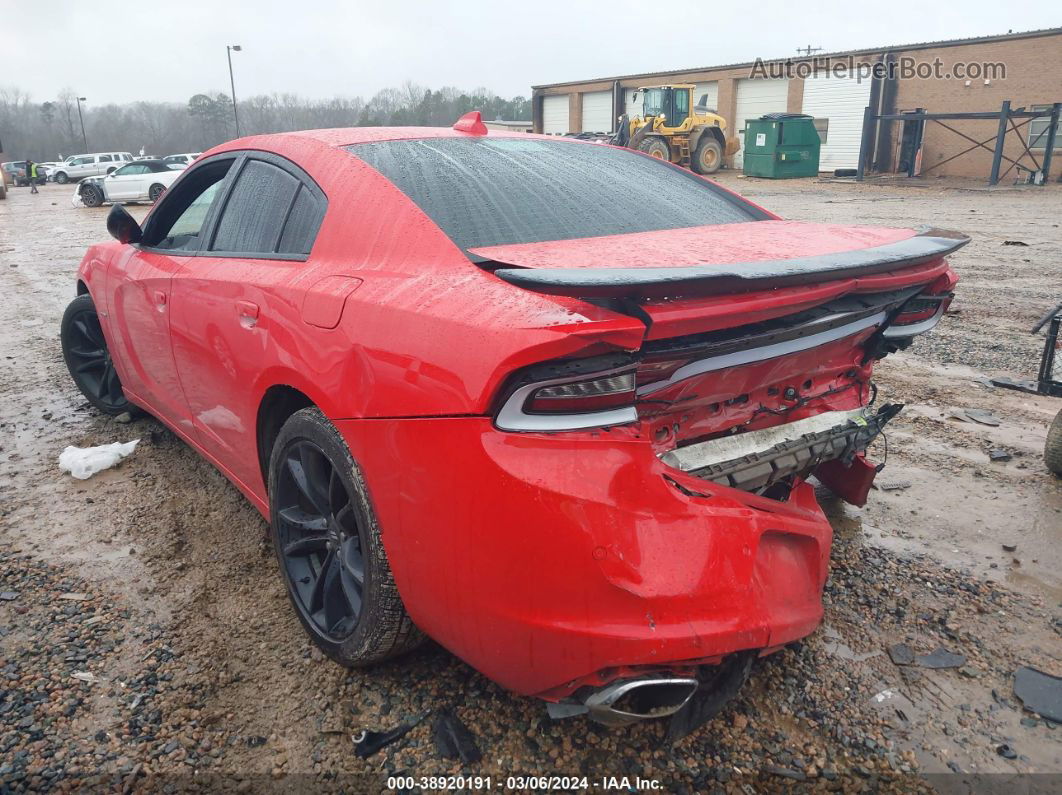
[547,677,699,727]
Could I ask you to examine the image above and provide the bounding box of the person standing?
[28,160,39,194]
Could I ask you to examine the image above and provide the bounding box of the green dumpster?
[742,113,820,178]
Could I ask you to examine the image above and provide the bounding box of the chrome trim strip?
[495,366,639,432]
[881,304,945,338]
[638,310,887,396]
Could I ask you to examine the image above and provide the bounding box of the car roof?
[218,126,570,150]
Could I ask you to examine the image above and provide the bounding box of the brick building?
[531,28,1062,180]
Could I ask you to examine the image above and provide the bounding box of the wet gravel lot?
[2,176,1061,792]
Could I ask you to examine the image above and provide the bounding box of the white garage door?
[582,91,614,133]
[542,95,570,135]
[734,78,790,167]
[693,82,719,111]
[800,73,873,171]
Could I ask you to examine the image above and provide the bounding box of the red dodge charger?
[62,114,962,730]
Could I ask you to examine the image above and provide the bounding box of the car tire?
[80,185,104,208]
[55,172,69,184]
[638,136,671,160]
[1045,409,1062,476]
[60,294,135,416]
[148,184,166,203]
[268,407,424,666]
[691,136,724,175]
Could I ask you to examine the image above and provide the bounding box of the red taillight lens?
[892,294,951,327]
[525,372,636,414]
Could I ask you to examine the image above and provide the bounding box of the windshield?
[346,138,761,256]
[642,89,666,117]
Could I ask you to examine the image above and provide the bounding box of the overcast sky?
[5,0,1058,105]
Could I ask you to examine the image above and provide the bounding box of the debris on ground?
[1013,667,1062,722]
[989,376,1040,394]
[71,671,99,684]
[352,714,426,758]
[963,409,1002,426]
[58,439,139,479]
[888,643,916,665]
[988,448,1013,462]
[0,591,18,601]
[996,743,1018,759]
[1002,240,1029,246]
[1002,543,1018,553]
[915,647,967,669]
[432,709,482,763]
[875,480,912,491]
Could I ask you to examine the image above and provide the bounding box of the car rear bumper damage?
[336,415,839,706]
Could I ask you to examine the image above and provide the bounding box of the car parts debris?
[1013,666,1062,722]
[352,714,427,758]
[432,710,482,763]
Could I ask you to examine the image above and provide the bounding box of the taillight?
[495,362,639,432]
[525,372,636,413]
[883,292,952,338]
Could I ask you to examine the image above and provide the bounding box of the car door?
[169,153,326,492]
[105,163,146,200]
[106,157,238,437]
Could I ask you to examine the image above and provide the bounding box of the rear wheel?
[268,408,423,666]
[692,136,724,175]
[638,136,671,160]
[148,183,166,203]
[55,171,69,184]
[1045,409,1062,476]
[60,294,133,415]
[80,185,104,208]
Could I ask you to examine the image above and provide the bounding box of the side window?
[143,159,234,252]
[99,155,113,163]
[211,160,299,254]
[277,186,324,255]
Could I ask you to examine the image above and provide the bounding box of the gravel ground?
[2,177,1061,793]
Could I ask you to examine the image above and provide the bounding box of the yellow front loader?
[613,84,740,174]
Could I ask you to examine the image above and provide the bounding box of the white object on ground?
[59,440,139,480]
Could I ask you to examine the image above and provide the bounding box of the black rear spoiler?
[491,227,968,299]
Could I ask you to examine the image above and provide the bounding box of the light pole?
[226,45,242,137]
[75,96,88,152]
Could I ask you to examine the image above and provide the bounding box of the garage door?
[542,95,570,135]
[582,91,614,133]
[733,78,790,167]
[693,82,719,111]
[800,73,873,171]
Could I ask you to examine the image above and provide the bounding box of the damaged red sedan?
[61,115,962,730]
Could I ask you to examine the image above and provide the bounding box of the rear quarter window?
[346,137,764,256]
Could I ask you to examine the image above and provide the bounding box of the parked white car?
[51,152,135,184]
[75,160,182,207]
[161,153,201,169]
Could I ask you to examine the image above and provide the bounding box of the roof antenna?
[453,111,488,135]
[796,44,823,56]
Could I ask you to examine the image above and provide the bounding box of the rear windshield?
[345,138,762,256]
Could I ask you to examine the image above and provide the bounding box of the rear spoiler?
[491,227,968,299]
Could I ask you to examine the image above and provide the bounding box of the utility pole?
[796,45,823,57]
[76,96,88,152]
[226,45,243,137]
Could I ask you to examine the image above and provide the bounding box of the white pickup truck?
[50,152,135,184]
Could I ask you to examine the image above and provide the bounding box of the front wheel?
[638,136,671,160]
[60,294,133,415]
[268,408,423,666]
[1045,409,1062,476]
[692,136,724,175]
[80,185,104,208]
[55,171,69,184]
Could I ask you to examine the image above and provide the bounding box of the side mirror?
[107,204,143,245]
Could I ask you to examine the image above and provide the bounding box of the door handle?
[153,290,167,310]
[236,300,260,328]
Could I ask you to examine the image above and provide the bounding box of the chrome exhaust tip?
[547,677,699,727]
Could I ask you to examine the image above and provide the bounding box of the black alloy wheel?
[60,294,132,415]
[148,183,166,202]
[274,438,367,641]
